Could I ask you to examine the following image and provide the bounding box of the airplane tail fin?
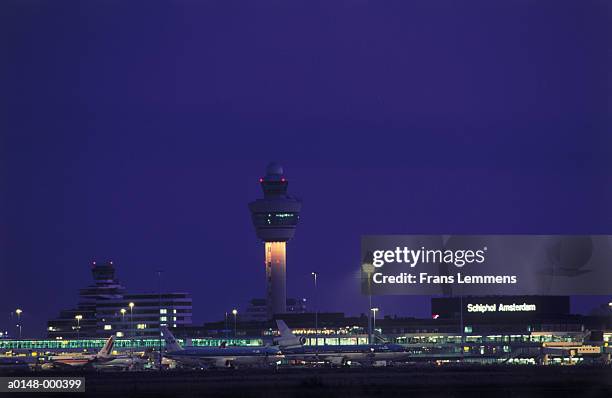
[160,326,183,351]
[274,320,306,349]
[276,320,293,338]
[97,336,115,358]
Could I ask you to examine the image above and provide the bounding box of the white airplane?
[91,353,148,371]
[274,320,307,348]
[275,320,409,366]
[161,326,283,369]
[47,336,147,371]
[48,336,115,368]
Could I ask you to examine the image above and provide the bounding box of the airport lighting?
[15,309,22,339]
[75,314,83,340]
[311,272,319,353]
[157,269,163,373]
[120,308,126,330]
[129,302,135,354]
[225,311,229,338]
[371,308,379,342]
[362,260,375,344]
[232,309,238,337]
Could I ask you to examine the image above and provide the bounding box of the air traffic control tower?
[249,162,302,318]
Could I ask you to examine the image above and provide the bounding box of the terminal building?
[47,261,192,339]
[4,292,612,364]
[179,295,612,345]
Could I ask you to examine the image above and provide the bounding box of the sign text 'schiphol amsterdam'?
[361,235,612,295]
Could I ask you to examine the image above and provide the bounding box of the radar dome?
[266,162,284,176]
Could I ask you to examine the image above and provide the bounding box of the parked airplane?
[274,320,307,348]
[161,326,283,369]
[48,336,115,368]
[46,336,147,371]
[91,354,148,371]
[275,320,409,366]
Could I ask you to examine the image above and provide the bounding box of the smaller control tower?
[249,162,302,318]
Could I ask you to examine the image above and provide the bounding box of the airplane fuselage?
[283,344,408,366]
[165,346,282,369]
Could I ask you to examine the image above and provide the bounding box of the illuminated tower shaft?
[265,242,286,316]
[249,162,301,318]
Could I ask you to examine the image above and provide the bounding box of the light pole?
[460,295,464,361]
[157,270,163,372]
[362,259,375,344]
[225,312,229,339]
[15,309,22,339]
[129,302,135,355]
[311,272,318,354]
[371,308,379,343]
[232,309,237,339]
[75,315,82,340]
[120,308,126,335]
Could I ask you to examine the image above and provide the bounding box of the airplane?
[275,320,409,366]
[274,320,307,349]
[161,326,283,369]
[47,336,147,370]
[48,335,115,368]
[91,353,148,371]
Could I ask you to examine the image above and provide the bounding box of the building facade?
[242,297,307,322]
[47,261,192,338]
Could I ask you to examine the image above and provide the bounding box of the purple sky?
[1,1,610,337]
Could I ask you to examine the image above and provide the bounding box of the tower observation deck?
[248,162,302,318]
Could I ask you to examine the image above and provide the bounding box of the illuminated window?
[173,317,176,321]
[137,324,147,329]
[173,309,177,314]
[160,316,167,322]
[253,212,298,226]
[116,332,124,337]
[104,325,112,330]
[160,309,167,314]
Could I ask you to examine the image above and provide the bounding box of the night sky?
[1,1,610,337]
